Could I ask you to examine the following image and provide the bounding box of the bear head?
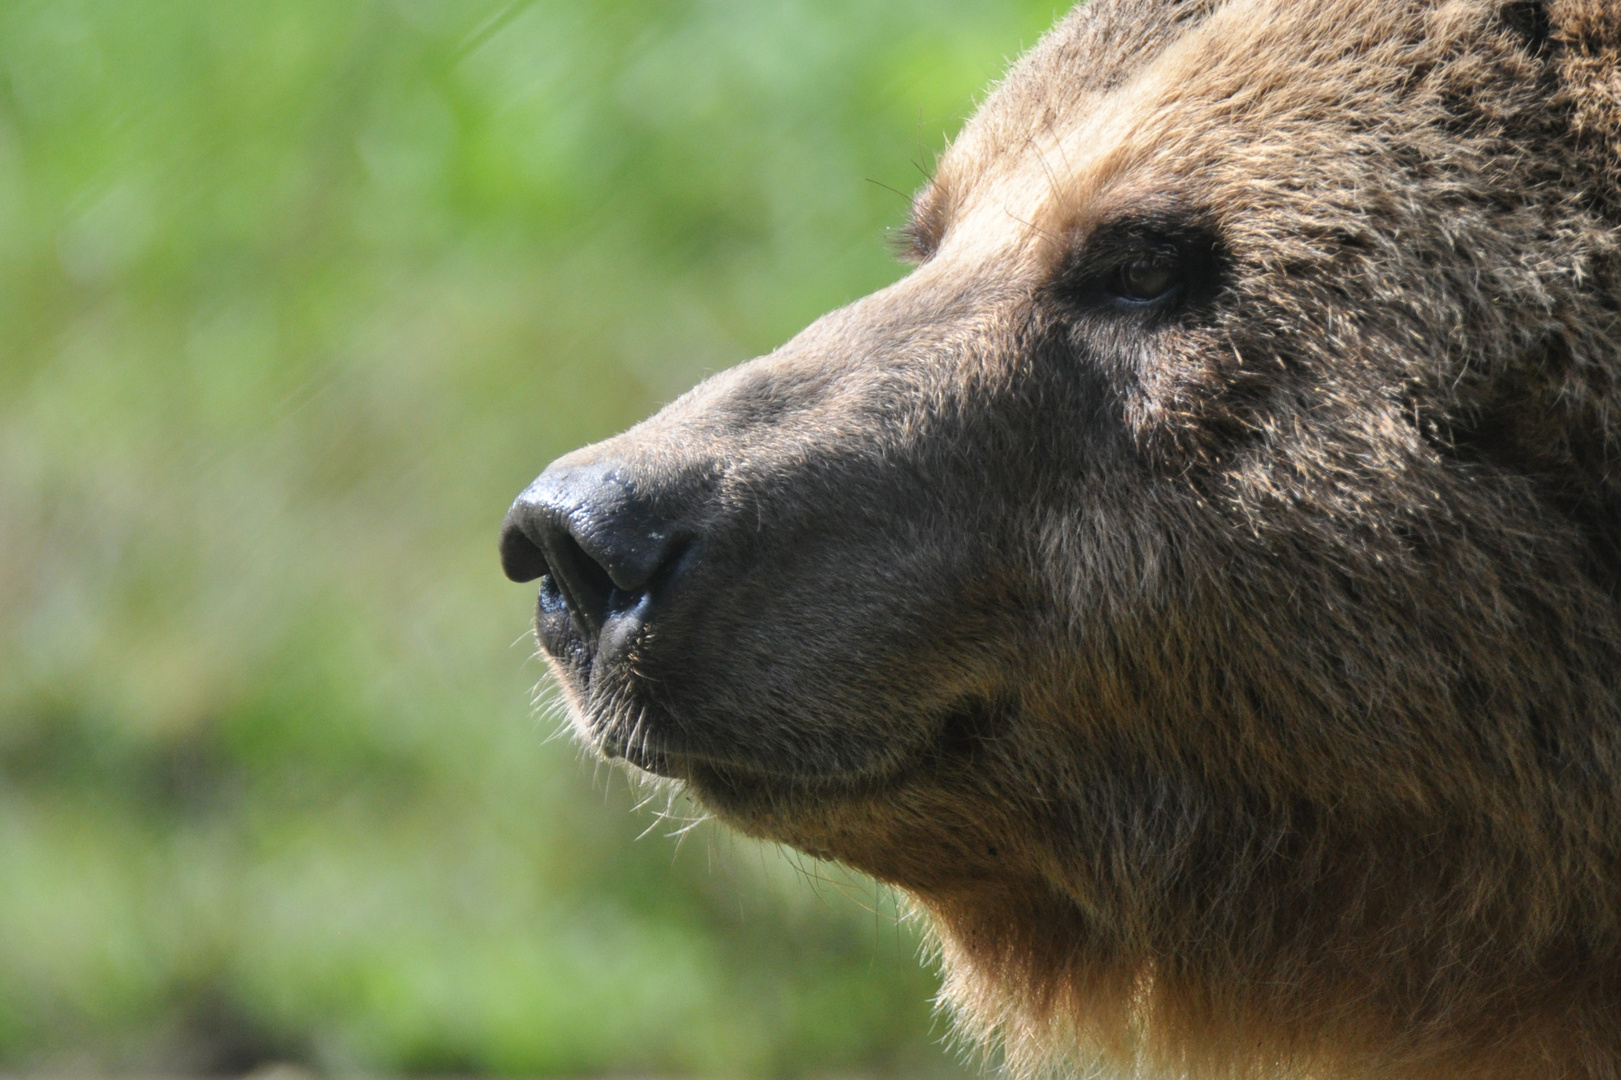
[503,1,1621,1076]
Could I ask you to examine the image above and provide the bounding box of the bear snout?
[501,459,689,674]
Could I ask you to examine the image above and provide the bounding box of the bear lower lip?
[675,752,922,819]
[600,697,993,807]
[599,727,890,798]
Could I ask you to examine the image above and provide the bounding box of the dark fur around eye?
[1048,216,1224,316]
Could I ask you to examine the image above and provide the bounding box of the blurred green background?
[0,1,1060,1075]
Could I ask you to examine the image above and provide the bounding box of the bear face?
[502,1,1621,1076]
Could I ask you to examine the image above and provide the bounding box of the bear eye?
[1113,256,1181,303]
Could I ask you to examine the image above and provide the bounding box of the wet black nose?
[500,461,681,641]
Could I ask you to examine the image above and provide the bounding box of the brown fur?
[504,2,1621,1076]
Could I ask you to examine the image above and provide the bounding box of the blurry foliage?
[0,0,1059,1075]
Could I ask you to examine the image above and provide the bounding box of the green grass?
[0,1,1061,1074]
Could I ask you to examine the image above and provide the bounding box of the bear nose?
[500,461,681,641]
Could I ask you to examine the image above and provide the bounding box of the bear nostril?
[499,518,551,584]
[543,528,616,638]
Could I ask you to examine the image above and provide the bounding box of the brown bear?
[500,1,1621,1076]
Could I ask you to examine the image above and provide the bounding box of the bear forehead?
[918,0,1482,274]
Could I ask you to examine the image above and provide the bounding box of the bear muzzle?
[499,434,983,793]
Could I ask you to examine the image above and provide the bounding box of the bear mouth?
[585,694,998,826]
[528,565,989,803]
[590,708,922,796]
[626,744,918,827]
